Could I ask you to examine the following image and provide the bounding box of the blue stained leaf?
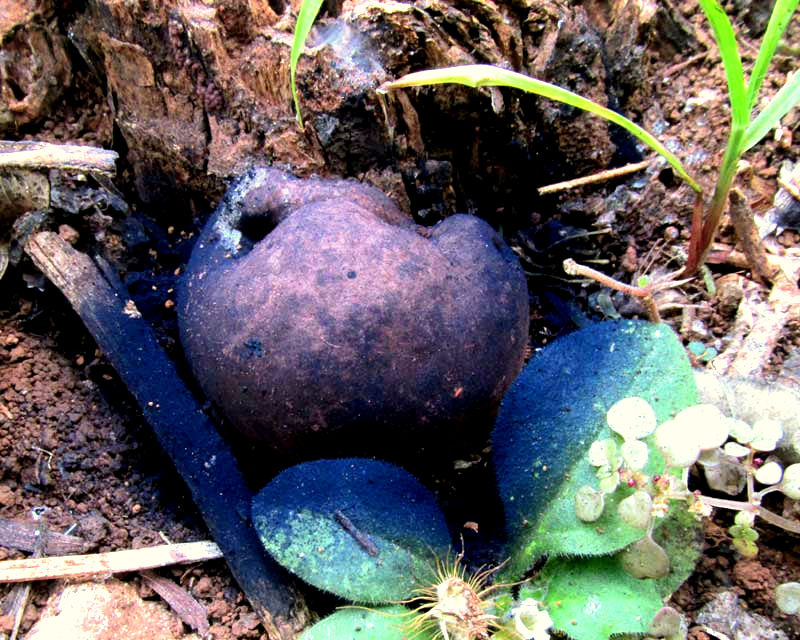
[492,320,698,578]
[252,458,451,602]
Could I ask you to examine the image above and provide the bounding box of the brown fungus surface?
[178,168,529,464]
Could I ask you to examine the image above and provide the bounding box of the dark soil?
[1,0,799,638]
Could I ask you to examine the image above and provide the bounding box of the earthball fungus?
[178,167,529,460]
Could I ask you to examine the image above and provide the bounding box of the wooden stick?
[0,140,118,175]
[0,541,222,583]
[662,51,708,78]
[537,159,651,195]
[24,232,301,640]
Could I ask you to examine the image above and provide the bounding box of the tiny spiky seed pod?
[405,552,507,640]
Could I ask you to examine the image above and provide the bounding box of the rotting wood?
[728,188,777,285]
[141,569,211,636]
[0,516,92,555]
[24,231,302,640]
[9,511,48,640]
[711,251,800,379]
[0,541,222,583]
[0,141,118,175]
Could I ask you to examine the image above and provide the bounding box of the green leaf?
[742,68,800,151]
[291,0,326,128]
[492,320,698,579]
[299,606,436,640]
[516,498,701,640]
[379,65,700,192]
[651,505,703,599]
[522,555,663,640]
[745,0,799,112]
[698,0,748,129]
[252,458,451,603]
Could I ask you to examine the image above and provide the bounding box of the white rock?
[26,579,202,640]
[696,591,788,640]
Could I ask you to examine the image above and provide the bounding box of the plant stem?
[562,259,661,322]
[698,495,757,512]
[754,506,800,534]
[695,495,800,535]
[685,127,746,275]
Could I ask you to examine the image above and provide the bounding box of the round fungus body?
[178,168,529,461]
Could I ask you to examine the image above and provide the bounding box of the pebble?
[715,274,744,316]
[58,224,80,245]
[695,591,787,640]
[25,580,202,640]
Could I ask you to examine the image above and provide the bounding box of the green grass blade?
[742,69,800,151]
[291,0,326,128]
[745,0,799,112]
[380,64,701,192]
[698,0,749,129]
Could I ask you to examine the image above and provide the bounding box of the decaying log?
[0,516,92,555]
[24,231,302,640]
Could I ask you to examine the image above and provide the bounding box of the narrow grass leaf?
[698,0,748,129]
[380,64,700,192]
[743,69,800,151]
[746,0,799,112]
[291,0,325,128]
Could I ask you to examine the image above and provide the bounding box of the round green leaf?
[299,606,437,640]
[523,555,663,640]
[617,490,653,530]
[620,536,670,579]
[575,485,605,522]
[606,396,657,440]
[781,463,800,499]
[775,582,800,615]
[252,458,451,602]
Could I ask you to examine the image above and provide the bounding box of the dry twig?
[537,159,651,195]
[24,232,303,639]
[0,541,222,583]
[0,141,117,175]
